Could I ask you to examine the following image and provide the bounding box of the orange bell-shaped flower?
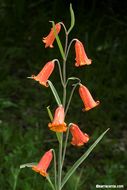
[79,84,100,111]
[31,61,55,87]
[32,149,53,177]
[70,123,89,146]
[48,105,67,132]
[75,40,92,67]
[43,23,61,48]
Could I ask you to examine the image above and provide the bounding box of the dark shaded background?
[0,0,127,189]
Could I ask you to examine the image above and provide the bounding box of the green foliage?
[61,129,109,188]
[48,80,62,106]
[68,4,75,34]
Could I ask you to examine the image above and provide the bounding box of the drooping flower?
[30,61,55,87]
[48,105,67,132]
[70,123,89,146]
[79,84,100,111]
[75,40,92,67]
[32,149,53,177]
[43,23,61,48]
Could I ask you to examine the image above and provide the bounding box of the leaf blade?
[68,3,75,34]
[48,80,62,106]
[20,162,37,169]
[51,21,65,60]
[61,128,110,188]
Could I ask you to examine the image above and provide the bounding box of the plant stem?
[46,175,56,190]
[58,139,63,190]
[66,77,81,87]
[59,22,68,38]
[60,85,79,174]
[62,33,68,108]
[66,38,77,60]
[58,26,68,190]
[63,85,66,109]
[51,149,57,190]
[65,83,79,116]
[54,59,64,87]
[61,126,70,168]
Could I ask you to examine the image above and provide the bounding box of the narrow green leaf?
[51,21,65,60]
[47,106,53,121]
[68,77,80,81]
[61,128,110,188]
[74,170,83,190]
[47,106,62,144]
[20,162,37,169]
[48,80,62,106]
[68,3,75,34]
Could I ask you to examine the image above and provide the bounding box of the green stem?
[63,86,66,109]
[51,149,57,190]
[58,24,68,190]
[64,31,68,56]
[61,126,70,168]
[46,175,56,190]
[65,83,79,116]
[66,38,77,60]
[61,83,79,171]
[59,22,68,39]
[54,21,69,190]
[62,33,68,108]
[58,139,63,190]
[66,77,81,87]
[54,59,64,87]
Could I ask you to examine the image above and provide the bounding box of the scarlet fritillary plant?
[20,4,109,190]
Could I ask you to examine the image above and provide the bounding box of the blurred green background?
[0,0,127,189]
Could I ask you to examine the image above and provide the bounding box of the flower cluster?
[29,22,100,178]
